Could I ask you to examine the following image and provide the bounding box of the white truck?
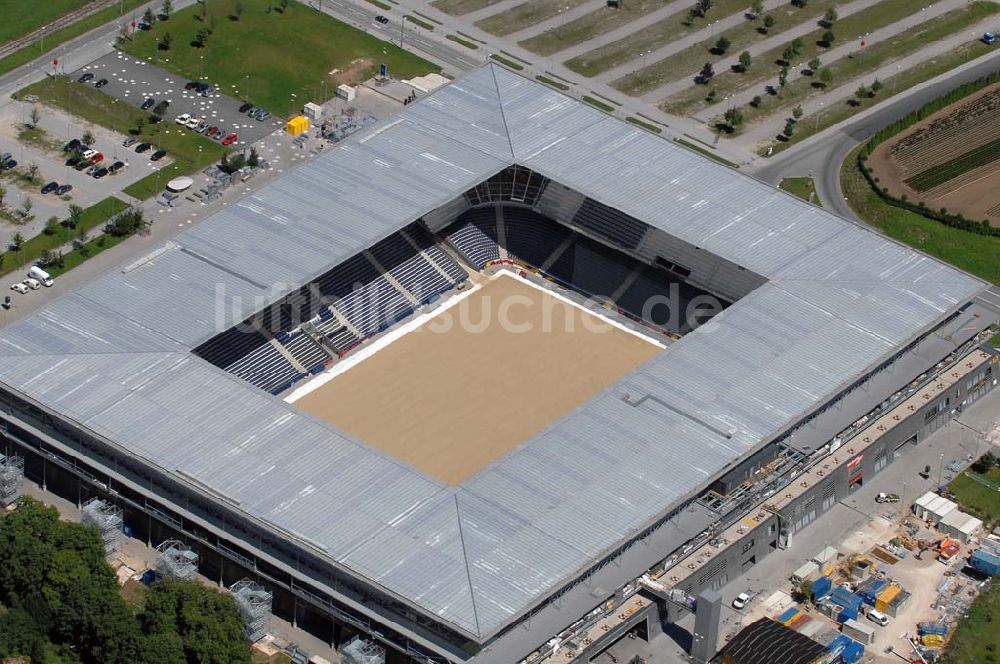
[28,266,54,287]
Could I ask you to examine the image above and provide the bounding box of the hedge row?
[856,70,1000,237]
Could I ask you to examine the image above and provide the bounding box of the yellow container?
[921,634,944,647]
[876,585,901,612]
[285,115,309,136]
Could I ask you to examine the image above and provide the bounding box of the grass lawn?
[661,0,959,115]
[536,75,569,90]
[489,53,523,70]
[941,581,1000,664]
[582,95,614,112]
[949,466,1000,525]
[431,0,505,16]
[612,0,840,96]
[0,0,149,77]
[0,196,129,278]
[626,116,662,133]
[842,144,1000,284]
[476,0,590,37]
[990,332,1000,347]
[123,0,439,115]
[779,177,822,205]
[20,74,226,200]
[446,34,479,49]
[724,3,1000,129]
[0,0,89,46]
[675,138,738,167]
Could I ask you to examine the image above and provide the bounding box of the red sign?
[860,40,866,47]
[846,453,864,471]
[131,20,136,28]
[52,59,58,66]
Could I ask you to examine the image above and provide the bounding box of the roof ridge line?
[454,492,483,638]
[488,63,517,161]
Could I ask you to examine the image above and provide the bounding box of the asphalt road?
[748,54,1000,222]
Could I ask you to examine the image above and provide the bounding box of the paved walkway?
[631,0,886,102]
[732,13,1000,149]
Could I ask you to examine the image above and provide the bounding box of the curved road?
[747,52,1000,222]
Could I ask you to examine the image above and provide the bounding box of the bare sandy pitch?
[293,273,662,484]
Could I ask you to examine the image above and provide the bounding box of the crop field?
[869,82,1000,223]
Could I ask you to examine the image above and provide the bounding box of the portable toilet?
[285,115,309,136]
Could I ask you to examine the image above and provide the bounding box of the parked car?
[2,159,17,170]
[10,282,28,294]
[135,143,151,153]
[185,81,199,90]
[141,97,156,110]
[185,116,201,129]
[732,591,752,610]
[77,72,94,83]
[175,113,191,125]
[122,137,138,147]
[41,181,59,194]
[92,167,109,178]
[87,152,104,165]
[193,82,209,93]
[108,161,125,174]
[194,122,208,134]
[23,278,41,290]
[245,105,257,116]
[63,138,82,152]
[201,86,216,97]
[254,109,271,121]
[205,126,220,138]
[72,160,88,171]
[375,14,389,23]
[238,102,252,113]
[875,492,900,503]
[81,148,98,160]
[56,184,73,195]
[984,32,997,45]
[94,78,108,88]
[150,149,167,161]
[221,132,238,146]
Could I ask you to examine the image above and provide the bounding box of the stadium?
[0,64,997,664]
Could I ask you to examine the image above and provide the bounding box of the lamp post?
[399,15,408,48]
[937,452,944,489]
[814,101,823,132]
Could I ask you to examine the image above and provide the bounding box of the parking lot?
[71,51,282,145]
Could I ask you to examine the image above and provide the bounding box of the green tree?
[27,163,39,181]
[855,84,870,101]
[783,119,795,137]
[781,44,795,64]
[715,35,731,53]
[824,7,837,24]
[798,578,813,601]
[29,107,40,128]
[750,94,762,107]
[141,580,251,664]
[762,14,776,32]
[792,104,803,119]
[706,87,717,102]
[0,182,6,208]
[723,106,744,130]
[751,0,763,17]
[819,67,833,87]
[234,0,244,20]
[135,116,146,135]
[778,65,789,90]
[808,56,821,72]
[20,197,32,218]
[9,231,24,251]
[247,146,260,168]
[82,130,95,146]
[43,216,59,235]
[699,61,715,81]
[738,50,752,72]
[871,78,883,93]
[195,27,210,47]
[67,203,84,229]
[790,36,803,53]
[162,0,172,19]
[143,7,155,27]
[280,0,290,11]
[821,28,835,46]
[160,31,172,50]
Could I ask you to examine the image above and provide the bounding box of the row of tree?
[0,497,251,663]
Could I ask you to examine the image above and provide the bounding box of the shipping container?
[876,585,901,612]
[886,590,911,618]
[842,618,875,645]
[971,549,1000,576]
[830,586,863,610]
[922,634,945,647]
[843,640,865,664]
[860,578,888,606]
[918,622,949,636]
[812,575,833,601]
[791,560,820,584]
[837,606,859,624]
[777,607,799,625]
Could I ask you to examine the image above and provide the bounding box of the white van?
[867,609,889,626]
[28,266,53,287]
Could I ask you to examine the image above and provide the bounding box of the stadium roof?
[0,64,985,647]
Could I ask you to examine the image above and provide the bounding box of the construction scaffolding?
[230,578,271,643]
[341,636,386,664]
[81,497,122,558]
[0,454,24,507]
[155,539,199,580]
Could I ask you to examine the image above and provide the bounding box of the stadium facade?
[0,64,997,663]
